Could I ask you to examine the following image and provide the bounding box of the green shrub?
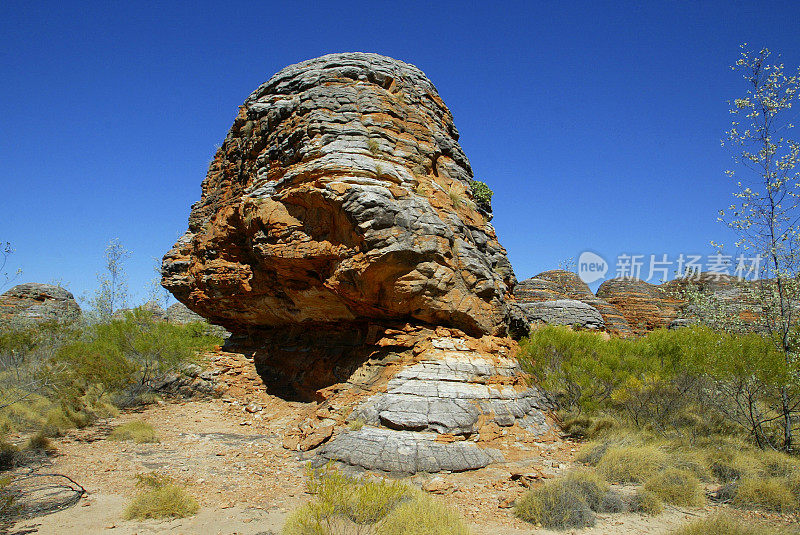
[672,514,784,535]
[630,489,663,515]
[596,445,667,484]
[517,324,794,449]
[733,477,798,512]
[379,494,471,535]
[467,179,493,212]
[643,468,705,507]
[124,472,198,519]
[1,313,218,444]
[55,309,220,398]
[109,420,159,444]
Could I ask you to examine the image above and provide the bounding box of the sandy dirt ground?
[6,352,789,535]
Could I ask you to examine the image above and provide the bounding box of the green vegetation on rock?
[467,179,492,212]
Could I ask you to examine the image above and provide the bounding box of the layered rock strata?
[515,270,758,336]
[162,52,518,338]
[313,327,551,473]
[230,323,552,473]
[596,277,682,334]
[517,299,605,330]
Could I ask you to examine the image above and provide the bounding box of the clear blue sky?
[2,0,800,304]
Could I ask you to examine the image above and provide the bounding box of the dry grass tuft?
[24,432,56,454]
[109,420,158,444]
[379,494,471,535]
[733,477,798,513]
[643,468,705,507]
[283,464,470,534]
[672,514,786,535]
[514,469,613,529]
[630,489,663,515]
[596,445,667,484]
[124,472,198,520]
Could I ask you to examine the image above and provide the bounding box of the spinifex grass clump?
[377,495,471,535]
[596,445,668,484]
[282,464,471,535]
[643,468,705,507]
[630,489,663,515]
[514,469,622,529]
[732,477,798,513]
[672,514,788,535]
[108,420,158,444]
[124,472,198,520]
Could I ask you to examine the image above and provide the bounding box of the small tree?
[0,241,21,292]
[146,257,172,310]
[90,238,130,320]
[718,44,800,451]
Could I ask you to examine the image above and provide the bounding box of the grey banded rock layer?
[517,299,605,330]
[319,428,504,473]
[317,335,551,474]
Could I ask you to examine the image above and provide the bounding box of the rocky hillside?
[515,270,759,336]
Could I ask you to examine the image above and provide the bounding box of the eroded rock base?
[232,324,553,474]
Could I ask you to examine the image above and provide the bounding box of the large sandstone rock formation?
[0,283,81,325]
[161,53,551,474]
[162,52,518,338]
[515,270,632,335]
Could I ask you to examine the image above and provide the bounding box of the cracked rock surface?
[319,428,504,473]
